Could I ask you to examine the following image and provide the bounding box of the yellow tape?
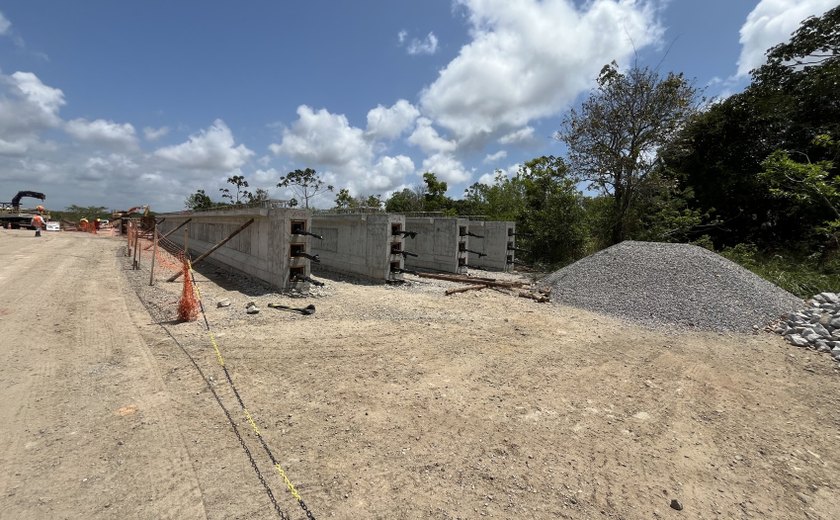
[274,464,303,502]
[208,333,225,367]
[187,262,309,510]
[244,408,262,436]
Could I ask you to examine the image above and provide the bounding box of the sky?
[0,0,837,212]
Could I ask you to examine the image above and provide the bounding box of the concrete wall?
[467,221,516,271]
[403,217,469,274]
[311,213,406,281]
[157,206,312,290]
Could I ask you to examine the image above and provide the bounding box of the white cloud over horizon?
[0,71,65,156]
[736,0,837,76]
[365,99,420,140]
[419,0,664,143]
[143,126,169,141]
[407,32,439,55]
[270,104,416,199]
[0,11,12,35]
[65,118,139,149]
[154,119,254,171]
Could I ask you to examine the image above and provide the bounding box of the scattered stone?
[217,298,231,308]
[670,499,683,511]
[245,302,259,314]
[786,334,810,347]
[774,292,840,365]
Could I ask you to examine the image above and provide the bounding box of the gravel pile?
[540,241,803,332]
[772,292,840,363]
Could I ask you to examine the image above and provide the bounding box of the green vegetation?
[173,8,840,294]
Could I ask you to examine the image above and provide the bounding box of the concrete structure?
[157,204,313,291]
[466,220,516,271]
[403,217,469,274]
[311,213,407,282]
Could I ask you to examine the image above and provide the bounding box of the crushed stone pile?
[540,241,803,332]
[771,292,840,363]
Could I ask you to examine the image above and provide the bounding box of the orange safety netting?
[177,258,199,322]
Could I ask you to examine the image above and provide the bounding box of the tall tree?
[185,189,214,210]
[219,175,252,204]
[385,187,424,213]
[421,172,452,212]
[276,168,333,209]
[557,62,697,244]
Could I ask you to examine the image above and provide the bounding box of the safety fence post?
[149,223,158,286]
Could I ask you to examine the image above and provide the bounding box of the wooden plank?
[167,218,255,282]
[445,284,488,295]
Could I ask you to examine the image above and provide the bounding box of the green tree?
[760,135,839,240]
[659,6,840,249]
[422,172,451,211]
[514,156,588,264]
[464,157,587,264]
[185,189,214,210]
[557,62,698,244]
[334,188,355,209]
[361,194,383,210]
[276,168,334,209]
[385,187,425,213]
[247,188,271,204]
[219,175,252,204]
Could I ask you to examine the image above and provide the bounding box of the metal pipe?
[464,248,486,257]
[392,230,417,239]
[292,251,320,263]
[293,230,323,240]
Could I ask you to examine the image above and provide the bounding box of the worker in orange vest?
[31,212,46,237]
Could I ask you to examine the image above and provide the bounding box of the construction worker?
[31,212,45,237]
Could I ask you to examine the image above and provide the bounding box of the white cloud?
[65,118,138,148]
[0,11,11,35]
[269,105,416,200]
[483,150,507,163]
[420,0,662,142]
[398,30,408,44]
[143,126,169,141]
[0,71,65,155]
[498,126,535,145]
[421,153,471,184]
[365,99,420,140]
[270,105,372,165]
[408,32,439,55]
[155,119,254,171]
[407,117,457,154]
[736,0,837,76]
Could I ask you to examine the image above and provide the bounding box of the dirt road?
[1,229,839,519]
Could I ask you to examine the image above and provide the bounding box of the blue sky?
[0,0,836,212]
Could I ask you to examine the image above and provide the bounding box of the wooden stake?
[167,218,255,282]
[149,223,158,286]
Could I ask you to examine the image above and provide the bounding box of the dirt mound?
[541,241,803,332]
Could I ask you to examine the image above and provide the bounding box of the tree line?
[184,7,838,292]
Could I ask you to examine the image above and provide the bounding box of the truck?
[0,191,47,229]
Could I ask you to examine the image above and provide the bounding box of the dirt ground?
[1,228,839,520]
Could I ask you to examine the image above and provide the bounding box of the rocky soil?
[2,230,839,520]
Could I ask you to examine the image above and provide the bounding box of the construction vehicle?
[0,191,47,229]
[112,205,150,234]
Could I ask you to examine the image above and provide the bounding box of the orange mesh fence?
[128,224,199,322]
[177,258,199,322]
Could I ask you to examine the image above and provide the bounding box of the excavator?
[0,191,47,229]
[112,205,150,234]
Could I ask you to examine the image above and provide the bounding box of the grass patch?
[715,243,840,299]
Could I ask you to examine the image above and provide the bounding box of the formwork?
[403,217,469,274]
[310,213,408,282]
[466,220,516,271]
[156,205,314,291]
